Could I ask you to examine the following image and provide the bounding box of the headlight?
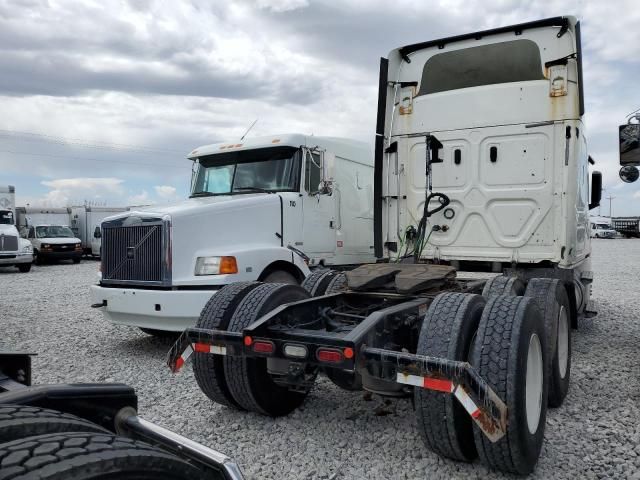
[21,244,33,253]
[195,256,238,276]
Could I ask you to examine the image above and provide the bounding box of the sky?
[1,0,639,215]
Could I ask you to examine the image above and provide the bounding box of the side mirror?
[619,123,640,166]
[620,165,640,183]
[589,171,602,210]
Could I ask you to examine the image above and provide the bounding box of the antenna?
[240,119,258,141]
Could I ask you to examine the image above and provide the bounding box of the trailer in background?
[15,207,72,235]
[70,206,129,255]
[0,186,16,218]
[612,217,640,238]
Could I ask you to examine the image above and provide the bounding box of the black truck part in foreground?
[0,351,244,479]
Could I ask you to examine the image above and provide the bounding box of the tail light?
[316,348,343,363]
[252,340,275,354]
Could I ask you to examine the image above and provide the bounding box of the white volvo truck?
[91,134,375,335]
[0,186,33,272]
[168,16,603,476]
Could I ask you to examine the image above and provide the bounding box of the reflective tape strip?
[396,373,425,387]
[175,344,194,372]
[194,343,226,355]
[396,373,454,393]
[423,378,454,393]
[453,385,481,418]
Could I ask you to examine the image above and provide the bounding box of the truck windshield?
[36,226,75,238]
[0,211,13,224]
[191,146,300,196]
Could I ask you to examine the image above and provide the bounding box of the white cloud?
[154,185,177,199]
[633,191,640,199]
[128,190,151,205]
[24,177,126,207]
[254,0,309,12]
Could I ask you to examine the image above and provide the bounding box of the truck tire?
[0,405,109,444]
[17,264,31,273]
[471,295,548,475]
[301,269,336,296]
[524,278,572,408]
[224,283,312,416]
[0,431,204,480]
[482,275,525,298]
[414,292,485,462]
[72,257,81,264]
[324,272,347,294]
[263,270,298,284]
[193,282,261,409]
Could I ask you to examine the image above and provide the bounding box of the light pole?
[606,195,615,218]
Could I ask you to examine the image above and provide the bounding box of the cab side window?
[305,152,322,194]
[28,227,35,238]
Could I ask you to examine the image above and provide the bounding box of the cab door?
[301,148,336,257]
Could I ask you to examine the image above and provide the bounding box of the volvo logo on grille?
[127,247,135,259]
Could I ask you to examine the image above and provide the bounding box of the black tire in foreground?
[17,264,31,273]
[414,292,486,462]
[482,275,525,298]
[224,283,312,416]
[0,405,109,444]
[525,278,572,408]
[0,432,204,480]
[193,282,261,409]
[471,295,548,475]
[301,269,336,297]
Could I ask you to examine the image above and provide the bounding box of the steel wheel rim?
[525,333,543,435]
[557,306,569,378]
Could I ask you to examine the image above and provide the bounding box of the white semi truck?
[70,206,129,256]
[169,16,603,476]
[0,186,33,272]
[91,134,375,335]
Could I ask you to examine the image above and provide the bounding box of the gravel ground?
[2,240,640,479]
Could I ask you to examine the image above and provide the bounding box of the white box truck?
[16,207,82,264]
[0,186,33,272]
[91,134,375,335]
[70,206,129,256]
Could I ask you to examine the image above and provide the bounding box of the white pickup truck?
[91,134,375,335]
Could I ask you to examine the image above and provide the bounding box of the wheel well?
[258,260,305,284]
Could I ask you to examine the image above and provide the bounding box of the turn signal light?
[219,256,238,274]
[252,341,275,354]
[316,348,343,363]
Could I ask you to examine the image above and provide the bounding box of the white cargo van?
[16,207,82,264]
[91,134,375,334]
[70,206,129,256]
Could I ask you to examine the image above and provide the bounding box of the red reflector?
[317,349,343,363]
[423,377,453,393]
[194,343,209,353]
[175,357,184,371]
[252,341,275,354]
[343,347,354,359]
[244,336,253,346]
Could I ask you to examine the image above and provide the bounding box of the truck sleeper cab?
[91,134,375,334]
[169,17,600,476]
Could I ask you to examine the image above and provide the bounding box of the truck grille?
[0,234,18,252]
[102,219,169,285]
